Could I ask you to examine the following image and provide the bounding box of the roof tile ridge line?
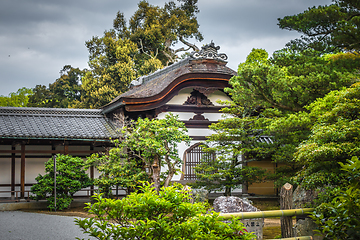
[0,108,103,116]
[0,106,102,111]
[0,112,104,117]
[142,58,191,84]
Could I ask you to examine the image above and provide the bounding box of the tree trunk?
[151,156,161,193]
[280,183,293,238]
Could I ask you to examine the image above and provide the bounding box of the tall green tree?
[79,38,139,108]
[228,48,359,186]
[0,87,33,107]
[80,0,203,108]
[278,0,360,52]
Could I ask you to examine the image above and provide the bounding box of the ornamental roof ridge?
[129,42,228,88]
[190,41,228,62]
[0,107,103,117]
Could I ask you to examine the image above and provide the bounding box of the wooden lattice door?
[183,143,215,180]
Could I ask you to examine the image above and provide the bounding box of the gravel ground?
[0,211,95,240]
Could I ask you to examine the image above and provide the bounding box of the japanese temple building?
[0,43,277,200]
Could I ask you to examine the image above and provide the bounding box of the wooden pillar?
[241,155,248,195]
[11,145,16,200]
[64,143,69,155]
[90,145,94,196]
[20,144,25,199]
[280,183,294,238]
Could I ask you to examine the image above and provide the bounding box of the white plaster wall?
[208,90,232,106]
[166,88,192,105]
[158,111,229,122]
[166,89,232,106]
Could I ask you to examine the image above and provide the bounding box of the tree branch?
[179,36,199,52]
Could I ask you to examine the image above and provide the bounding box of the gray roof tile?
[0,107,119,140]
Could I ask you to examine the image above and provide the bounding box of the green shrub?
[75,183,255,240]
[31,154,92,211]
[311,157,360,239]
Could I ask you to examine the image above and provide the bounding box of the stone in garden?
[213,196,263,240]
[213,196,259,213]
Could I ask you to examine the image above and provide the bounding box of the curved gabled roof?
[102,45,236,114]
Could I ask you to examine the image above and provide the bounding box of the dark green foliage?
[229,48,359,187]
[311,157,360,239]
[278,0,360,52]
[294,82,360,189]
[31,154,92,211]
[75,183,255,240]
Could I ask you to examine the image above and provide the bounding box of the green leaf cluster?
[294,82,360,189]
[75,183,255,240]
[30,154,92,211]
[86,146,149,197]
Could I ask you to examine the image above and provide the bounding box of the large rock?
[292,186,324,240]
[213,196,263,240]
[292,185,319,209]
[213,196,259,213]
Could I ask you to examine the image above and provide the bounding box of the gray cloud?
[0,0,332,96]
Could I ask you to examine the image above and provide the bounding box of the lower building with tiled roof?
[0,107,119,200]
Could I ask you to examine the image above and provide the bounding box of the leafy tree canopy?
[28,65,84,108]
[79,0,202,108]
[75,183,255,240]
[278,0,360,52]
[0,87,33,107]
[228,48,359,113]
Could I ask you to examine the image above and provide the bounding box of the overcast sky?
[0,0,332,96]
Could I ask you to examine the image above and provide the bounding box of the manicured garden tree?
[191,104,267,196]
[88,113,191,194]
[120,113,191,192]
[31,154,92,211]
[75,183,256,240]
[294,82,360,189]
